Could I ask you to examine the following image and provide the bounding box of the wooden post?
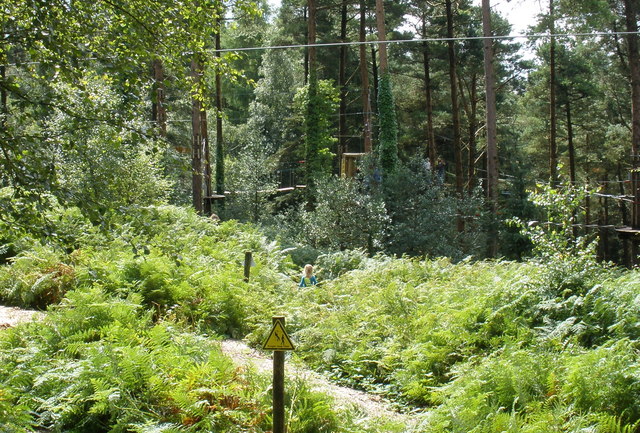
[263,316,294,432]
[244,251,252,282]
[272,316,286,433]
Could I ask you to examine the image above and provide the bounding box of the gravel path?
[0,305,43,329]
[219,340,419,428]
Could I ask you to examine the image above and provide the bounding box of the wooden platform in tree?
[615,226,640,239]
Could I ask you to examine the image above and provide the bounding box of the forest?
[1,0,640,432]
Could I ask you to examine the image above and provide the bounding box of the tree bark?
[566,95,577,238]
[375,0,388,76]
[191,57,204,214]
[0,65,6,131]
[549,0,558,185]
[359,0,372,153]
[445,0,463,199]
[305,0,319,189]
[482,0,498,206]
[308,0,316,72]
[215,16,224,200]
[371,47,379,112]
[624,0,640,230]
[339,0,348,159]
[482,0,499,256]
[624,0,640,264]
[151,59,167,137]
[566,98,576,186]
[202,105,212,215]
[422,19,436,167]
[467,74,478,194]
[304,5,309,85]
[457,73,477,193]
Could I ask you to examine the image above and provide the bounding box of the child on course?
[299,264,317,287]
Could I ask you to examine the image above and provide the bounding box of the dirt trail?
[0,305,43,329]
[219,340,419,428]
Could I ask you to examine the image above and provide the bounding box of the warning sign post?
[263,316,294,433]
[263,317,295,351]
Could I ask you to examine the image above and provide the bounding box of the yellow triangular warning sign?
[263,319,295,351]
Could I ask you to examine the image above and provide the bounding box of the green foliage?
[0,205,294,336]
[315,249,371,280]
[1,200,639,432]
[266,176,389,260]
[224,137,280,223]
[49,73,173,220]
[0,244,75,309]
[247,45,303,151]
[295,76,339,185]
[0,289,269,432]
[511,182,605,299]
[377,74,399,176]
[382,158,487,259]
[280,252,639,430]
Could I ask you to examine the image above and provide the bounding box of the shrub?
[0,245,75,308]
[295,176,388,254]
[381,158,487,259]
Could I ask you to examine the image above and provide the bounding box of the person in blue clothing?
[299,264,318,287]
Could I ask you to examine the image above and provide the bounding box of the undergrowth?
[280,254,639,432]
[1,202,639,432]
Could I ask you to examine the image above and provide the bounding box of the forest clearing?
[2,0,640,431]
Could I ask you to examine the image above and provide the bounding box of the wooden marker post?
[263,316,295,433]
[243,251,253,282]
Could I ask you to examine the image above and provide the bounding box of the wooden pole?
[244,251,252,282]
[272,316,286,433]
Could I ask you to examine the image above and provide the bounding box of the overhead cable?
[212,31,640,53]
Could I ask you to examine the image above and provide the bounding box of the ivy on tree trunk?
[377,74,398,175]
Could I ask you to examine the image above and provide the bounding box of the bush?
[284,176,389,254]
[381,158,487,260]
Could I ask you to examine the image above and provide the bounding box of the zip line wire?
[212,31,640,54]
[3,31,640,67]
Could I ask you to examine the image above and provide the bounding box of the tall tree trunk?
[467,74,478,194]
[375,0,388,75]
[359,0,372,153]
[624,0,640,264]
[191,57,204,214]
[215,16,224,201]
[0,64,6,131]
[482,0,498,204]
[624,0,640,229]
[305,0,319,188]
[371,47,378,111]
[308,0,316,73]
[457,74,475,192]
[566,99,576,185]
[422,20,436,167]
[304,5,309,85]
[375,0,398,175]
[151,59,167,137]
[445,0,464,200]
[617,163,631,266]
[566,97,577,238]
[599,177,610,261]
[482,0,499,256]
[202,107,212,215]
[339,0,348,160]
[549,0,558,184]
